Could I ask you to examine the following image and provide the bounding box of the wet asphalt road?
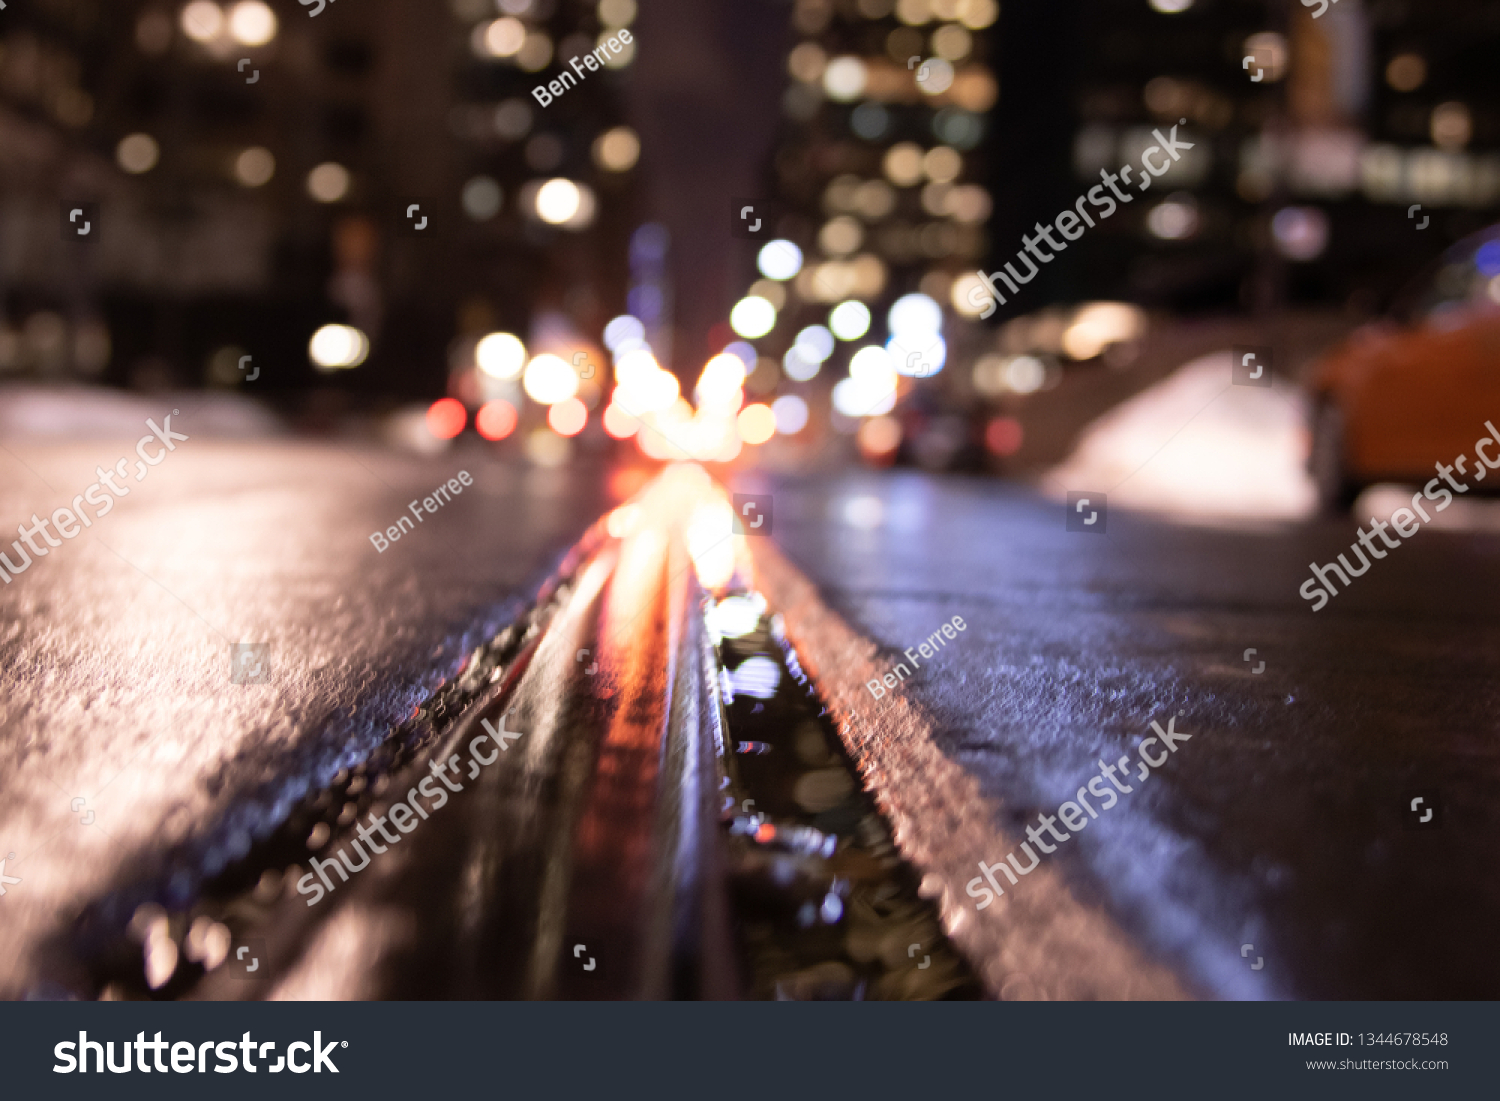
[748,469,1500,1000]
[3,436,1498,1000]
[0,437,614,997]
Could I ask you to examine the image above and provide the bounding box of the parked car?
[1308,223,1500,510]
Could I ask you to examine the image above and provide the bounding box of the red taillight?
[426,398,467,440]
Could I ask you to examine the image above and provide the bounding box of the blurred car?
[1308,223,1500,510]
[889,390,990,473]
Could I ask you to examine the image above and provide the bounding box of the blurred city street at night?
[2,0,1500,1018]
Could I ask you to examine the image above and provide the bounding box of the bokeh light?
[789,41,826,83]
[602,402,639,439]
[227,1,277,46]
[737,403,777,445]
[536,178,582,224]
[758,240,803,281]
[829,300,872,341]
[593,126,641,171]
[958,0,999,29]
[523,353,580,404]
[772,394,809,435]
[895,0,931,25]
[1271,206,1330,261]
[730,296,777,339]
[479,17,526,58]
[931,24,972,61]
[548,397,588,437]
[1386,53,1426,93]
[823,56,868,101]
[922,146,962,184]
[308,324,369,370]
[856,415,903,461]
[985,416,1024,456]
[1431,102,1473,149]
[234,146,275,187]
[697,353,748,409]
[598,0,637,26]
[476,332,527,379]
[850,345,898,387]
[1148,196,1199,240]
[1061,303,1147,361]
[795,325,836,364]
[426,398,467,440]
[834,346,898,416]
[1241,32,1289,84]
[888,333,946,377]
[463,176,503,220]
[887,293,943,337]
[476,399,519,440]
[603,315,646,352]
[117,133,160,174]
[883,143,925,187]
[595,29,633,68]
[307,162,351,203]
[783,346,821,382]
[723,341,758,370]
[915,58,954,95]
[819,216,863,256]
[1006,355,1046,394]
[180,1,223,43]
[613,350,681,415]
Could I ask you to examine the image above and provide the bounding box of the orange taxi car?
[1308,225,1500,510]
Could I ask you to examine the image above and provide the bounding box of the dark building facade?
[0,0,642,405]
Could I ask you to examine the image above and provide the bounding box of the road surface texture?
[738,467,1500,999]
[0,453,971,1000]
[4,430,1496,1001]
[0,431,616,998]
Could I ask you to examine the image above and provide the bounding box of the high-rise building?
[0,0,643,408]
[722,0,1000,468]
[1061,0,1500,313]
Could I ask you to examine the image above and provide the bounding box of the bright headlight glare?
[522,353,580,404]
[536,178,582,224]
[476,332,527,379]
[309,324,369,369]
[730,296,777,339]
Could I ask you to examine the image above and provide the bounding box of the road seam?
[746,538,1191,1000]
